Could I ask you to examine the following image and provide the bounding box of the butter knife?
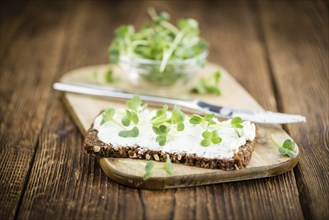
[53,82,306,124]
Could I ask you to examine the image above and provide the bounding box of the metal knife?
[53,82,306,124]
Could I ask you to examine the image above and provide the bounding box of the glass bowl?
[119,50,208,94]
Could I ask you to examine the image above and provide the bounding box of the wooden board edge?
[98,156,300,189]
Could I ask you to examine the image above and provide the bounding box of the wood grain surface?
[0,1,327,220]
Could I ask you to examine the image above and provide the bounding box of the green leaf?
[121,116,130,126]
[231,117,243,129]
[143,160,155,180]
[159,11,170,21]
[191,70,222,96]
[118,130,130,137]
[162,154,174,175]
[130,127,139,137]
[101,108,116,125]
[178,18,199,34]
[152,126,161,135]
[231,116,242,125]
[282,139,295,151]
[211,135,222,144]
[131,112,139,124]
[275,138,296,158]
[214,71,221,83]
[189,115,202,124]
[115,25,134,38]
[201,130,221,146]
[279,147,287,155]
[192,80,207,94]
[152,104,169,126]
[104,69,118,84]
[122,109,139,126]
[153,125,169,135]
[127,95,142,111]
[143,172,153,181]
[108,40,120,63]
[177,122,185,131]
[156,135,167,146]
[156,104,168,117]
[172,105,185,123]
[234,124,243,129]
[205,86,221,95]
[211,131,222,144]
[204,114,216,126]
[279,147,296,158]
[119,127,139,138]
[201,139,211,147]
[159,125,168,134]
[171,105,185,131]
[286,150,296,158]
[202,130,211,139]
[204,113,214,121]
[126,110,133,118]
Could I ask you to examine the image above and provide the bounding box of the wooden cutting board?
[60,62,299,189]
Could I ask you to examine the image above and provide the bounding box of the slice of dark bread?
[84,127,256,171]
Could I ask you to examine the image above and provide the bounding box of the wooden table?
[1,1,328,219]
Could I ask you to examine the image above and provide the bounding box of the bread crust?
[84,127,256,170]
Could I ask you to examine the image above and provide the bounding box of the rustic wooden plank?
[16,1,145,219]
[0,0,29,60]
[15,1,305,219]
[258,1,329,219]
[0,1,71,219]
[0,0,30,119]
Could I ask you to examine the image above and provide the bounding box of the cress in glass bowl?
[119,50,208,87]
[108,8,209,92]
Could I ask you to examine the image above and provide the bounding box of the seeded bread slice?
[84,127,256,171]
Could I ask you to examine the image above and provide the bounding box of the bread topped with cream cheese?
[84,104,256,170]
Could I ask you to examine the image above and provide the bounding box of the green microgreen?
[119,95,144,137]
[121,110,139,126]
[143,160,155,180]
[231,116,243,128]
[189,114,202,124]
[101,107,115,125]
[201,130,222,147]
[151,104,169,127]
[189,113,222,147]
[162,154,174,175]
[231,116,243,137]
[118,126,139,138]
[151,105,185,146]
[152,125,170,146]
[121,114,131,126]
[143,154,174,180]
[104,68,118,84]
[189,113,216,126]
[127,95,142,111]
[191,70,221,95]
[171,105,185,131]
[272,138,296,158]
[100,107,125,129]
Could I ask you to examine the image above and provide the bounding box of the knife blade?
[53,82,306,124]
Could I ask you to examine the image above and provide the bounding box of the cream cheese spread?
[93,109,256,159]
